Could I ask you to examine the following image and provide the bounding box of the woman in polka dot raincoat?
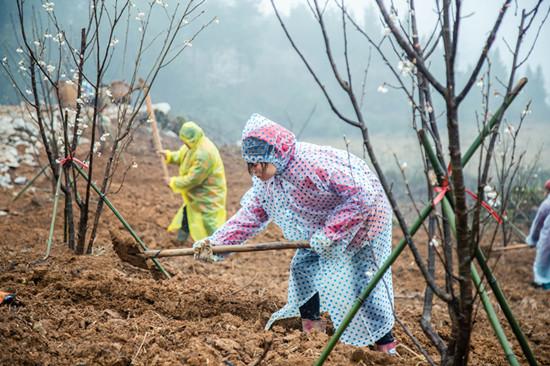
[194,113,396,352]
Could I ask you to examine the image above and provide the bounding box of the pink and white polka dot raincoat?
[210,114,394,346]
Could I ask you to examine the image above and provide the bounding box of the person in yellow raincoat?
[162,121,227,242]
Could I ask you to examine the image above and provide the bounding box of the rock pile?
[0,105,41,188]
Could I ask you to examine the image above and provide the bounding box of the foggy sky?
[257,0,550,98]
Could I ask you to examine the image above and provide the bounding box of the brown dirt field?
[1,129,549,366]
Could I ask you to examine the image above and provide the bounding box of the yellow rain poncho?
[165,122,227,241]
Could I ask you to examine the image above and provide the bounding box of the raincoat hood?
[179,121,204,148]
[241,113,296,174]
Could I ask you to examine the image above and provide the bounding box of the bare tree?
[1,0,216,254]
[270,0,549,365]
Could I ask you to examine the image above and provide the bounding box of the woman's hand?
[192,239,223,263]
[157,149,169,159]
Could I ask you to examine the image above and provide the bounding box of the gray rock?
[14,176,28,185]
[165,130,178,139]
[0,146,19,168]
[0,173,13,188]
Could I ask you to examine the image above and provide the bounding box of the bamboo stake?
[43,164,63,260]
[503,218,528,242]
[72,163,171,279]
[143,241,310,258]
[472,261,519,365]
[315,78,528,366]
[141,79,169,182]
[11,165,47,202]
[420,103,537,366]
[441,197,520,366]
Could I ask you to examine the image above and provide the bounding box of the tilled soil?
[1,130,548,365]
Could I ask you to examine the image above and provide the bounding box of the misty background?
[1,0,549,175]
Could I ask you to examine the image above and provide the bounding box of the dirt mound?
[110,228,150,271]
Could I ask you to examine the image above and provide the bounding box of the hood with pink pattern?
[241,113,296,174]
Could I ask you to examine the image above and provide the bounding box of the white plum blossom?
[100,133,110,142]
[400,162,408,170]
[53,33,64,44]
[214,17,219,24]
[46,64,55,73]
[383,27,391,36]
[377,84,388,94]
[25,89,32,95]
[16,48,24,54]
[43,2,55,12]
[44,33,52,38]
[109,38,119,47]
[429,238,440,247]
[104,89,113,98]
[136,12,145,21]
[476,78,484,88]
[1,57,7,64]
[76,98,84,105]
[397,59,415,75]
[184,40,192,47]
[131,162,138,168]
[33,41,41,47]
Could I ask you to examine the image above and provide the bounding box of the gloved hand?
[192,238,223,263]
[309,230,333,255]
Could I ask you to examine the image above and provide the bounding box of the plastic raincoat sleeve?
[319,167,383,245]
[165,145,188,165]
[169,151,210,192]
[527,197,550,247]
[209,188,270,245]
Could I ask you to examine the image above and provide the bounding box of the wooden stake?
[492,243,532,252]
[142,241,310,258]
[140,79,169,181]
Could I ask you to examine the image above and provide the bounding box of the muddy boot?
[374,331,398,355]
[374,341,398,355]
[301,319,327,334]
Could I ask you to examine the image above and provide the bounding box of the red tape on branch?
[465,189,503,225]
[435,163,503,224]
[59,154,89,169]
[433,178,450,206]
